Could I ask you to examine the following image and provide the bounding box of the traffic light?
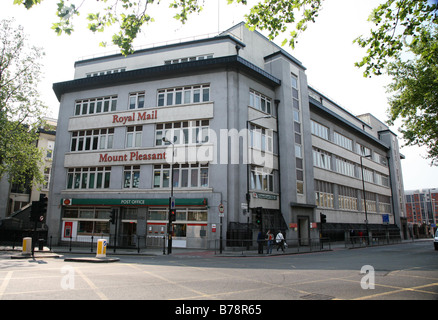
[169,209,176,222]
[39,196,48,222]
[255,207,262,226]
[110,209,116,224]
[320,213,327,224]
[30,201,41,223]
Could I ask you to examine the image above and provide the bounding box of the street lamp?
[162,136,175,254]
[246,114,273,232]
[360,154,372,245]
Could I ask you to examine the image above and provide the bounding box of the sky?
[1,0,436,191]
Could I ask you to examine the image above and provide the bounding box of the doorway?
[298,216,309,246]
[122,222,137,247]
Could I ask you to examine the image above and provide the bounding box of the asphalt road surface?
[1,240,437,307]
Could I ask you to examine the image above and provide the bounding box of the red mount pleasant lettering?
[99,151,166,163]
[112,110,158,124]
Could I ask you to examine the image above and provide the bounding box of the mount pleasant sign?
[64,148,169,167]
[99,150,167,163]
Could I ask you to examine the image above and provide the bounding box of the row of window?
[315,180,392,213]
[311,119,388,166]
[70,120,210,152]
[157,84,210,107]
[153,163,209,189]
[312,147,390,187]
[291,74,304,195]
[66,164,209,190]
[62,207,208,237]
[73,84,211,116]
[164,54,213,65]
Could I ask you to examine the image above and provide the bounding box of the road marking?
[75,268,108,300]
[353,282,438,300]
[127,264,210,298]
[0,271,13,299]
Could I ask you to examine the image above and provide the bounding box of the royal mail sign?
[68,103,213,131]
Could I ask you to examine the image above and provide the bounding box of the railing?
[212,237,332,255]
[47,234,156,254]
[344,235,401,249]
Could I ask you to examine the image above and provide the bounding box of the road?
[0,240,437,306]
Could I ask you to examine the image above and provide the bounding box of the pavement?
[1,238,433,263]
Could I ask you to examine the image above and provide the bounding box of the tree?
[386,27,438,165]
[0,18,46,188]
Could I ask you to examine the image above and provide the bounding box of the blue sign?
[382,214,389,224]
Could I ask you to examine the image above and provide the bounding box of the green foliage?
[354,0,438,77]
[386,27,438,165]
[0,19,46,187]
[239,0,323,48]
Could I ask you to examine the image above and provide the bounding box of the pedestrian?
[276,230,285,252]
[257,231,264,254]
[266,230,273,254]
[350,229,355,244]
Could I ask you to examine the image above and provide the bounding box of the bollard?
[22,237,32,255]
[96,239,107,258]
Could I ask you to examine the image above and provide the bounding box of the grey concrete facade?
[47,23,406,249]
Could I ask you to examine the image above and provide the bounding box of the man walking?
[276,230,285,252]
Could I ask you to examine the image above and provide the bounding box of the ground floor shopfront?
[59,197,212,249]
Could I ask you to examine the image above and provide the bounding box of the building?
[48,23,406,249]
[405,188,438,238]
[0,117,57,219]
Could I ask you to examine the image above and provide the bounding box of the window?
[315,180,334,208]
[375,172,390,187]
[338,185,358,211]
[157,84,210,107]
[153,163,208,188]
[361,167,374,183]
[66,167,111,189]
[379,195,391,213]
[362,191,377,212]
[313,148,332,170]
[46,141,55,159]
[249,124,273,153]
[249,90,272,114]
[129,92,145,109]
[333,132,353,151]
[164,54,213,65]
[335,156,356,177]
[250,166,274,192]
[356,143,371,157]
[126,126,142,148]
[310,120,329,140]
[123,165,140,188]
[373,152,388,166]
[155,120,209,146]
[75,96,117,116]
[71,128,114,152]
[43,167,51,189]
[86,68,126,77]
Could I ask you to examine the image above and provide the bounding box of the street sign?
[218,203,224,217]
[382,214,389,224]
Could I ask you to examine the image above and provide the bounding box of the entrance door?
[298,216,309,246]
[172,223,187,248]
[122,222,137,246]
